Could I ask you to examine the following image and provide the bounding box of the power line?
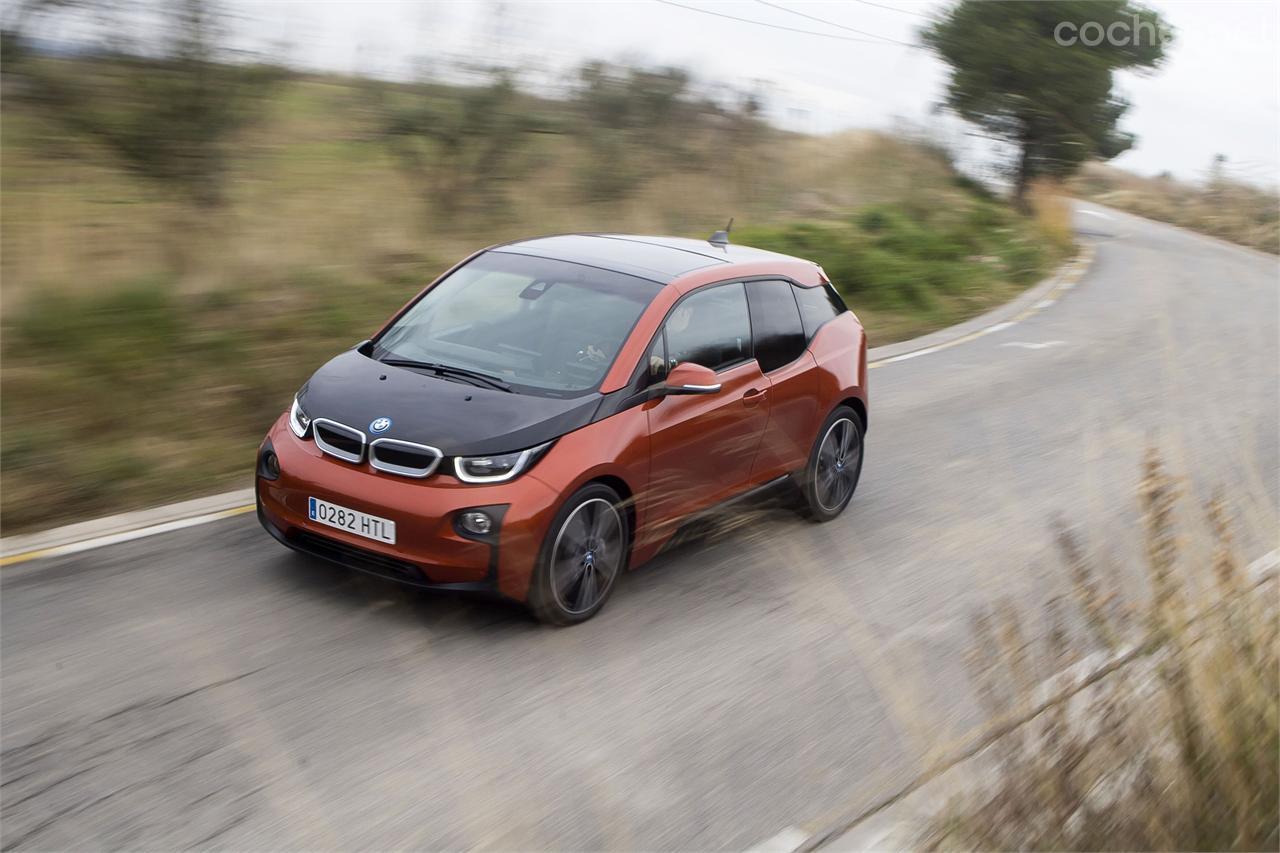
[653,0,914,46]
[754,0,916,47]
[849,0,932,19]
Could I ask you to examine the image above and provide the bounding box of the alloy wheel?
[815,417,861,512]
[550,497,623,615]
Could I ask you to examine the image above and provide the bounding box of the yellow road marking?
[0,503,256,567]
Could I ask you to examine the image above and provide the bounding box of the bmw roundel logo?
[369,417,392,434]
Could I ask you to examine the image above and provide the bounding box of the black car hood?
[297,349,603,456]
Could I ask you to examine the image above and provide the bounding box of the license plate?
[308,497,396,544]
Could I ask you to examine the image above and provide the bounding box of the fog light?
[458,510,493,536]
[258,441,281,480]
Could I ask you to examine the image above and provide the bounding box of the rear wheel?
[529,483,628,625]
[799,406,864,522]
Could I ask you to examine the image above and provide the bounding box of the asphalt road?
[3,204,1277,850]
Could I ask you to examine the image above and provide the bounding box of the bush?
[737,194,1058,311]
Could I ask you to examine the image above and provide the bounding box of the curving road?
[3,204,1277,850]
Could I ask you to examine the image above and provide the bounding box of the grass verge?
[925,451,1278,850]
[1073,162,1279,255]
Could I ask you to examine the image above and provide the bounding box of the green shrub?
[737,195,1056,311]
[12,279,184,375]
[0,268,429,532]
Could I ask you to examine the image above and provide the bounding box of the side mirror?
[662,361,721,396]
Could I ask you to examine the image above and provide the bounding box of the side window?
[793,283,845,339]
[664,283,752,372]
[746,280,807,373]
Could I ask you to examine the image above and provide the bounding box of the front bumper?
[256,414,561,602]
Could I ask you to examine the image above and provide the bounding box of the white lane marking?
[748,825,810,853]
[874,344,945,365]
[1001,340,1066,350]
[1026,547,1278,706]
[869,243,1096,370]
[852,823,912,852]
[1079,209,1115,220]
[1248,549,1279,582]
[0,505,255,566]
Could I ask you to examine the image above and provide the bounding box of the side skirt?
[645,474,795,562]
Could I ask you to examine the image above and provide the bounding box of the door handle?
[742,387,768,407]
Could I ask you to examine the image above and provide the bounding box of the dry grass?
[1072,162,1279,254]
[0,80,1035,304]
[925,450,1279,851]
[1027,179,1075,257]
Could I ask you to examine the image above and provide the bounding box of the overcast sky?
[233,0,1280,184]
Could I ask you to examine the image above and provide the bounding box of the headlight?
[289,396,312,438]
[454,441,553,484]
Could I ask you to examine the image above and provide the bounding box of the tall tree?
[923,1,1170,208]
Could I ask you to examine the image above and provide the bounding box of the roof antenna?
[708,217,734,248]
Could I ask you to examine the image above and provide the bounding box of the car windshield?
[371,251,663,396]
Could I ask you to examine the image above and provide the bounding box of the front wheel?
[799,406,864,522]
[528,483,629,625]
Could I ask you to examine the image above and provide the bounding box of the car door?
[746,279,820,482]
[642,282,771,530]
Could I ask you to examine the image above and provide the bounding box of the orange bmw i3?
[257,231,867,624]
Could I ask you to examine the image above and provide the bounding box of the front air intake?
[312,418,365,464]
[369,438,443,479]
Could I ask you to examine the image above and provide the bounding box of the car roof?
[488,233,804,284]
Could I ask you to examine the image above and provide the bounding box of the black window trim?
[629,279,757,387]
[794,279,849,342]
[743,277,811,376]
[625,272,851,385]
[607,274,846,417]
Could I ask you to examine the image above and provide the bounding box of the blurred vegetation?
[3,0,285,210]
[738,191,1055,315]
[2,271,419,529]
[1072,160,1280,254]
[373,69,555,221]
[926,452,1278,850]
[923,0,1170,209]
[0,1,1071,532]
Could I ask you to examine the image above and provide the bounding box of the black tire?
[798,406,864,522]
[528,483,629,625]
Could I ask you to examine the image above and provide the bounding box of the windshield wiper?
[379,358,514,393]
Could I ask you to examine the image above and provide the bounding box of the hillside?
[0,65,1070,531]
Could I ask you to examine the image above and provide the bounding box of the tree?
[376,70,555,222]
[923,1,1171,208]
[571,61,692,201]
[5,0,282,209]
[570,61,767,202]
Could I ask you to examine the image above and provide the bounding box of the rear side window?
[793,283,846,339]
[664,283,752,372]
[746,280,806,373]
